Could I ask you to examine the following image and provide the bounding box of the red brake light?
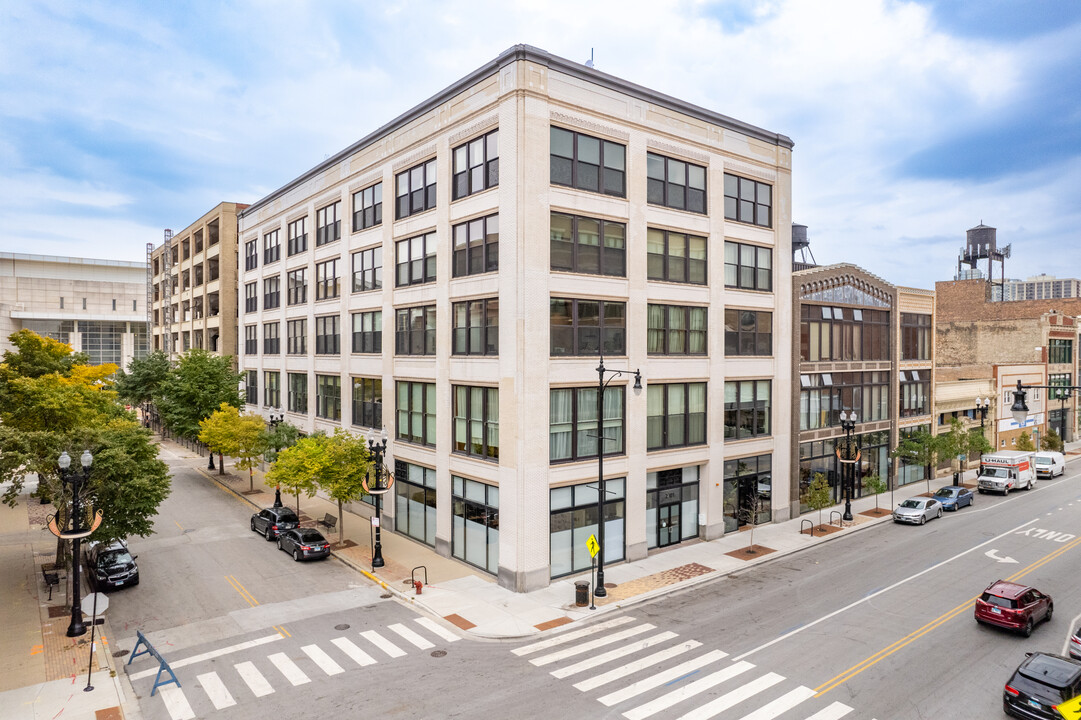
[1004,684,1020,696]
[301,545,311,551]
[271,524,278,531]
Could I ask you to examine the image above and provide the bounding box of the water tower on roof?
[792,224,817,270]
[957,223,1009,299]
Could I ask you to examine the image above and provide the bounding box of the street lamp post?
[367,427,389,569]
[58,450,93,638]
[839,411,858,522]
[975,396,990,430]
[268,412,284,508]
[593,357,642,599]
[1059,388,1071,444]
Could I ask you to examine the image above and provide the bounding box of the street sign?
[371,517,380,527]
[586,534,599,558]
[83,592,109,616]
[1057,693,1081,719]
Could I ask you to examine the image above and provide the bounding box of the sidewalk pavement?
[176,435,1081,641]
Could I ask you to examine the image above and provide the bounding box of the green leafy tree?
[1,329,88,377]
[114,350,171,410]
[156,349,242,440]
[266,434,324,515]
[264,421,300,463]
[1040,428,1063,452]
[891,429,941,495]
[318,430,371,544]
[862,474,888,512]
[198,403,242,476]
[1,365,122,432]
[805,472,832,528]
[1017,431,1035,451]
[0,428,66,506]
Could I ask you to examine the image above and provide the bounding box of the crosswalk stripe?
[736,686,817,720]
[597,648,727,706]
[235,661,274,697]
[302,644,344,675]
[622,661,757,720]
[196,671,235,710]
[415,617,461,642]
[513,616,637,656]
[158,685,195,720]
[361,630,406,658]
[552,632,678,679]
[389,622,435,649]
[674,672,784,720]
[269,652,310,686]
[129,633,282,680]
[532,624,656,666]
[803,701,853,720]
[576,640,705,693]
[332,637,377,666]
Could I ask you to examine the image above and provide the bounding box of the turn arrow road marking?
[985,549,1019,564]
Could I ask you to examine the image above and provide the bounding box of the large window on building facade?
[245,370,258,404]
[723,455,771,532]
[452,298,498,356]
[724,241,772,291]
[453,214,498,277]
[453,130,498,200]
[549,386,624,462]
[263,229,280,265]
[395,461,436,547]
[799,432,890,510]
[396,233,436,287]
[244,239,258,271]
[316,374,341,420]
[550,212,625,277]
[646,228,707,285]
[316,201,340,246]
[799,371,890,430]
[453,386,498,461]
[647,152,706,213]
[396,159,437,219]
[899,370,930,417]
[263,276,281,309]
[315,258,340,300]
[264,322,280,355]
[1050,373,1071,399]
[287,318,306,355]
[724,173,772,227]
[352,183,382,232]
[240,324,254,354]
[352,377,381,429]
[550,126,625,197]
[315,315,340,355]
[287,268,307,305]
[287,372,307,413]
[724,380,771,440]
[244,282,258,313]
[800,305,890,362]
[550,480,624,577]
[646,466,700,549]
[264,371,280,408]
[352,246,382,293]
[396,381,436,446]
[288,217,307,256]
[395,306,436,356]
[725,309,772,356]
[901,313,931,361]
[452,477,499,575]
[550,298,626,356]
[1050,338,1073,365]
[647,382,707,450]
[352,310,382,354]
[647,304,706,355]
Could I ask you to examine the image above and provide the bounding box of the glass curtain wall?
[452,476,499,574]
[394,461,436,547]
[550,479,625,577]
[645,467,699,549]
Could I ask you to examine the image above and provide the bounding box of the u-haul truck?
[977,451,1036,495]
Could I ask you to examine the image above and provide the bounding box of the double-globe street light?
[57,450,93,637]
[975,396,991,430]
[838,410,859,522]
[1010,380,1079,444]
[366,427,390,569]
[268,412,285,508]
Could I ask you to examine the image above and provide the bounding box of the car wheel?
[977,489,985,494]
[277,539,283,551]
[265,528,273,541]
[293,549,301,562]
[1024,618,1034,637]
[919,515,925,525]
[937,508,942,519]
[1047,604,1053,623]
[250,518,256,532]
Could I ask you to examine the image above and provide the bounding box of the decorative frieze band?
[393,143,438,173]
[646,138,709,164]
[723,158,776,182]
[349,169,384,193]
[549,111,630,141]
[448,114,499,146]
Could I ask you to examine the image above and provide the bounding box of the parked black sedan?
[277,528,331,561]
[250,507,299,540]
[84,540,139,591]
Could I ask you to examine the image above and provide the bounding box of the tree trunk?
[248,467,253,493]
[296,489,300,516]
[218,453,225,475]
[338,499,344,545]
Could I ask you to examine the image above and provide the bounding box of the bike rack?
[801,519,814,537]
[829,510,843,527]
[411,565,428,595]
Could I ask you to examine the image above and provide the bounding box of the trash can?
[575,580,590,607]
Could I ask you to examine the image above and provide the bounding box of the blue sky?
[1,0,1078,289]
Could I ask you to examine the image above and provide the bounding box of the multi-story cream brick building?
[237,45,793,591]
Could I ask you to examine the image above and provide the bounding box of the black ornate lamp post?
[268,412,284,508]
[367,427,389,569]
[975,396,990,430]
[1059,388,1071,444]
[58,450,93,638]
[839,411,858,522]
[593,358,642,599]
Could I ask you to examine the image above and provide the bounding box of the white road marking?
[597,649,728,706]
[389,622,435,649]
[361,630,406,658]
[196,671,235,710]
[622,661,757,720]
[803,701,853,720]
[552,631,678,679]
[269,652,310,686]
[332,637,376,666]
[235,661,274,697]
[128,633,283,680]
[736,686,817,720]
[532,624,655,666]
[513,616,637,656]
[575,640,704,692]
[415,617,461,642]
[302,644,344,675]
[673,672,784,720]
[158,686,195,720]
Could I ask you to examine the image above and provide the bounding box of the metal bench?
[317,513,337,532]
[41,566,59,601]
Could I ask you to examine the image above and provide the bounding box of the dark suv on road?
[974,580,1053,637]
[1004,652,1081,718]
[250,507,299,540]
[85,540,139,591]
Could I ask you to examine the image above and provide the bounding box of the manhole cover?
[113,649,129,658]
[380,593,392,599]
[431,649,447,658]
[334,624,350,631]
[604,583,617,589]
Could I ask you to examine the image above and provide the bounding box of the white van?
[977,451,1036,495]
[1033,451,1065,478]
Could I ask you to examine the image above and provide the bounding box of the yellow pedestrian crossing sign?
[1058,694,1081,719]
[587,534,599,558]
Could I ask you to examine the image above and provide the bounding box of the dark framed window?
[396,233,436,287]
[315,315,340,355]
[647,382,707,450]
[288,372,307,413]
[800,306,890,362]
[550,212,625,277]
[245,370,258,404]
[549,386,624,462]
[351,246,382,293]
[724,380,771,440]
[244,282,258,313]
[647,305,707,355]
[316,201,340,246]
[1050,373,1071,399]
[453,214,498,277]
[287,268,307,305]
[724,173,772,227]
[264,371,280,408]
[452,476,499,575]
[724,241,772,291]
[901,313,932,361]
[352,183,382,232]
[315,258,340,300]
[352,377,382,429]
[550,479,624,576]
[453,130,499,200]
[244,239,258,271]
[396,381,436,446]
[452,298,498,356]
[395,305,436,356]
[244,325,258,355]
[549,126,625,197]
[899,370,930,418]
[395,159,437,219]
[550,298,626,356]
[1050,338,1073,365]
[723,455,771,531]
[263,230,281,264]
[316,374,341,420]
[263,276,281,309]
[288,217,307,256]
[395,461,436,546]
[646,467,700,548]
[263,321,280,355]
[800,372,890,430]
[647,153,706,213]
[287,318,306,355]
[351,311,382,354]
[453,385,499,461]
[646,228,706,285]
[725,309,772,356]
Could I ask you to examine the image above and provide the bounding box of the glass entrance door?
[658,503,681,547]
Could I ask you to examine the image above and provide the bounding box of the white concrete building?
[238,45,794,591]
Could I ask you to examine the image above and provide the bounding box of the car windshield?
[899,500,923,509]
[981,468,1008,478]
[933,488,956,498]
[1035,458,1050,465]
[100,550,133,566]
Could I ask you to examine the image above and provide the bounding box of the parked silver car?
[893,497,942,525]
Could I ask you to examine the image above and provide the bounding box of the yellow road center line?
[225,575,259,607]
[274,625,291,638]
[174,521,184,531]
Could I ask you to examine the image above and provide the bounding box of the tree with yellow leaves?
[198,403,268,492]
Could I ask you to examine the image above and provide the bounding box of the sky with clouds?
[1,0,1078,290]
